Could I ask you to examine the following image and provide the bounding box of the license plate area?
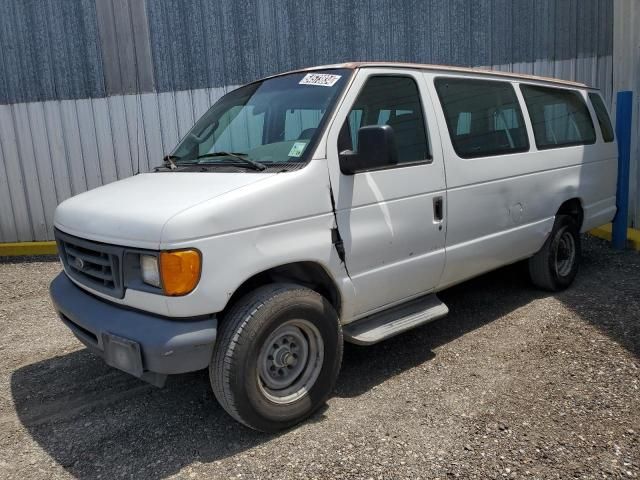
[102,332,144,377]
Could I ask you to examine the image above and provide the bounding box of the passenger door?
[326,69,447,317]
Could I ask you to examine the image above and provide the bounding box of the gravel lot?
[0,235,638,479]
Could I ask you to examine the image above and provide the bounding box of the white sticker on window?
[299,73,342,87]
[288,141,308,157]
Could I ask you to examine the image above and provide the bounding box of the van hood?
[54,172,275,249]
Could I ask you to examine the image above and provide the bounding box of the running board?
[343,294,449,345]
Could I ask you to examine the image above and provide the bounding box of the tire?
[528,214,581,291]
[210,283,343,432]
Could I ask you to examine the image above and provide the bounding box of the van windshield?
[170,69,351,170]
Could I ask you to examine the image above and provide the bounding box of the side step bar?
[343,294,449,345]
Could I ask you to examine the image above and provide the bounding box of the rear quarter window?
[435,78,529,159]
[588,93,615,142]
[520,85,596,149]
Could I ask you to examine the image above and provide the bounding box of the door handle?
[433,196,444,222]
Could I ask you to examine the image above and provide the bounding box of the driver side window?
[339,76,430,165]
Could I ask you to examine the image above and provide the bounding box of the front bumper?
[49,272,217,385]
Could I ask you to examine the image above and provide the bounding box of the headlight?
[159,249,201,296]
[140,254,160,287]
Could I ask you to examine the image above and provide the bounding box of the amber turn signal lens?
[159,249,201,296]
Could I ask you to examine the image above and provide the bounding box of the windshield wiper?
[196,152,266,171]
[154,154,178,171]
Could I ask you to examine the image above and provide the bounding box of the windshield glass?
[170,69,351,168]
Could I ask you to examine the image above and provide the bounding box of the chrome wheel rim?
[555,229,576,277]
[257,319,324,405]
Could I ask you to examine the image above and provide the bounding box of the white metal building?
[0,0,638,242]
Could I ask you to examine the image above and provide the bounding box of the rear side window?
[588,93,614,142]
[434,78,529,158]
[520,85,596,149]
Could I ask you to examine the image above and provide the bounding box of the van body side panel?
[164,210,347,317]
[425,73,617,289]
[325,68,448,318]
[581,91,618,231]
[157,159,354,318]
[440,218,554,289]
[335,167,446,316]
[439,158,616,288]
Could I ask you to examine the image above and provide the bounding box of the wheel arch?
[556,197,584,230]
[220,261,342,320]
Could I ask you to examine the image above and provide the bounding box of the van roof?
[268,62,594,90]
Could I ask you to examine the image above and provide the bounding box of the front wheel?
[528,214,581,291]
[210,284,343,432]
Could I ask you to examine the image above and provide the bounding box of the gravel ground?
[0,235,638,479]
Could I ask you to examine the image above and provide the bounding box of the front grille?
[55,229,125,298]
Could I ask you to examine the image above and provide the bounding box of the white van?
[50,63,617,431]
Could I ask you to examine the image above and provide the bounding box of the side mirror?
[339,125,398,175]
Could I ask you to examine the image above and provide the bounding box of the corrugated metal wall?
[0,0,620,242]
[0,87,232,241]
[613,0,640,227]
[0,0,105,104]
[146,0,614,100]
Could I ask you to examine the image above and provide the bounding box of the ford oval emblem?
[73,257,85,270]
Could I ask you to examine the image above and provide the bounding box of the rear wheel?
[210,283,343,432]
[528,214,581,291]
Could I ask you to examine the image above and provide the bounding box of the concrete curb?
[0,241,57,257]
[589,223,640,251]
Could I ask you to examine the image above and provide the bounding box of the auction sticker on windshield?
[299,73,342,87]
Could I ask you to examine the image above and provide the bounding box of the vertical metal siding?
[512,0,535,75]
[0,0,622,241]
[532,0,555,78]
[449,0,471,67]
[0,0,105,104]
[554,0,578,82]
[144,0,614,96]
[576,0,598,87]
[491,0,513,71]
[613,0,640,227]
[95,0,155,95]
[0,105,32,241]
[11,103,49,240]
[0,0,615,102]
[470,0,492,69]
[0,86,233,242]
[0,143,17,243]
